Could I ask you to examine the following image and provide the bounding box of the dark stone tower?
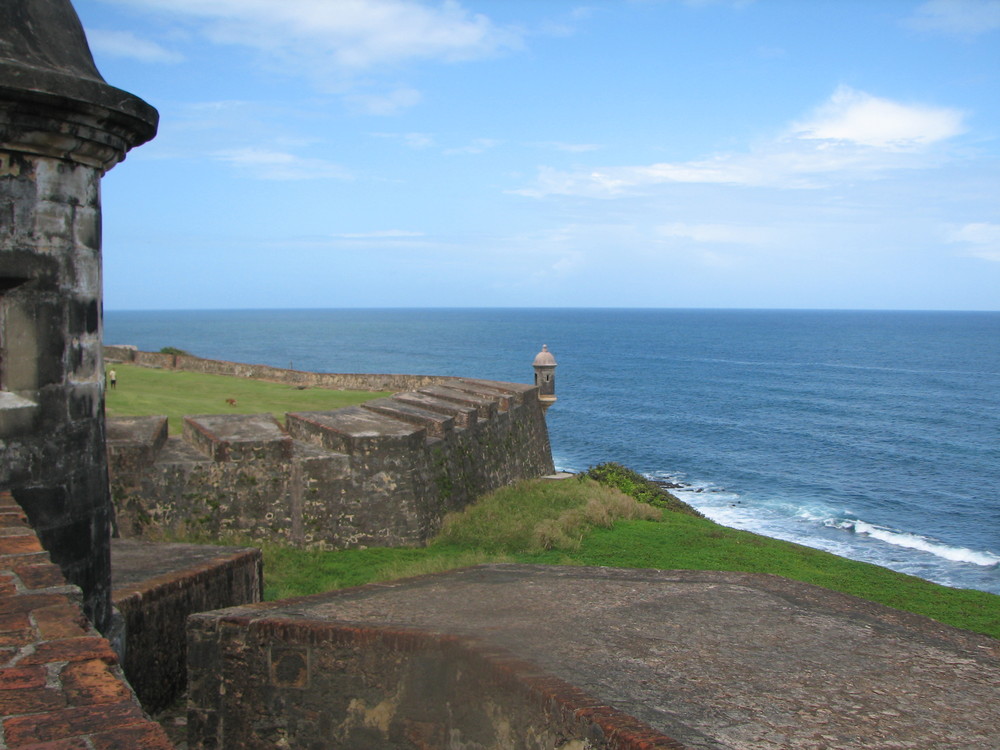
[532,344,557,412]
[0,0,158,632]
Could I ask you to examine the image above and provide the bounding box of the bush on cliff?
[586,462,703,517]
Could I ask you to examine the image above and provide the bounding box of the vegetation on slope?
[105,363,390,433]
[586,462,703,516]
[261,474,1000,639]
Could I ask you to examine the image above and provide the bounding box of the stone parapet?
[104,345,456,393]
[108,373,555,549]
[186,564,1000,750]
[111,540,263,715]
[183,414,293,463]
[106,416,169,476]
[0,492,172,749]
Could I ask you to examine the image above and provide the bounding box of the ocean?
[104,308,1000,595]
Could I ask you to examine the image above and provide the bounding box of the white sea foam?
[828,518,1000,567]
[652,469,1000,572]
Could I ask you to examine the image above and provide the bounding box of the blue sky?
[74,0,1000,311]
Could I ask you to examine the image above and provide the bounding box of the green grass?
[256,475,1000,639]
[105,363,390,433]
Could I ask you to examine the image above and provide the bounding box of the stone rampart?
[111,540,263,715]
[106,354,555,549]
[104,345,457,393]
[186,563,1000,750]
[186,606,677,749]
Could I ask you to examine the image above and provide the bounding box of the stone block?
[418,384,498,420]
[183,414,292,462]
[361,397,456,438]
[111,540,263,713]
[392,391,479,428]
[287,407,424,455]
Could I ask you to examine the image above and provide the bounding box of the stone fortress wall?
[104,347,556,549]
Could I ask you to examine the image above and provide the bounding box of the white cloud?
[906,0,1000,35]
[791,85,965,149]
[948,222,1000,260]
[212,147,353,180]
[86,29,184,63]
[108,0,520,70]
[515,87,966,198]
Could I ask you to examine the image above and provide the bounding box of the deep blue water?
[105,308,1000,594]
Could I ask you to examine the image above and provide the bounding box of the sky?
[73,0,1000,311]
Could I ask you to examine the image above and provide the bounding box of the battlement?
[108,368,555,549]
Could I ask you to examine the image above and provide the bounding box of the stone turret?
[0,0,158,632]
[533,344,557,412]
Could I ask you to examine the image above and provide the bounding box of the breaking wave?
[826,518,1000,568]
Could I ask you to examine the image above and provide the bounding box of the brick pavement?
[0,492,172,749]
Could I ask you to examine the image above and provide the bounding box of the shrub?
[586,462,704,517]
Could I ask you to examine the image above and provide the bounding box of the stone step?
[286,406,425,455]
[416,384,498,420]
[459,378,535,400]
[451,379,534,411]
[182,414,292,462]
[391,391,479,428]
[362,397,455,439]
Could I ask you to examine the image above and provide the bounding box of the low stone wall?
[112,540,264,714]
[0,492,173,749]
[187,602,677,749]
[104,345,455,393]
[108,368,555,549]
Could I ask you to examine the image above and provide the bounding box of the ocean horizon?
[105,307,1000,595]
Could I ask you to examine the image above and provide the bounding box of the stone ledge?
[189,564,1000,750]
[111,540,263,715]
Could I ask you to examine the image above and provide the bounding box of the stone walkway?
[234,564,999,750]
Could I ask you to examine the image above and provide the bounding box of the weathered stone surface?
[362,397,456,438]
[111,539,263,713]
[108,356,555,550]
[189,564,1000,750]
[184,413,293,462]
[106,416,168,476]
[1,0,157,633]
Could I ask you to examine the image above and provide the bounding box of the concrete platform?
[191,564,999,750]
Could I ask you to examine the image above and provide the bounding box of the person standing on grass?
[108,369,117,390]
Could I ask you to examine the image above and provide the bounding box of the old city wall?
[104,345,455,393]
[105,349,556,549]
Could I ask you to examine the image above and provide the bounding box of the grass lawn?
[259,475,1000,639]
[105,363,391,433]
